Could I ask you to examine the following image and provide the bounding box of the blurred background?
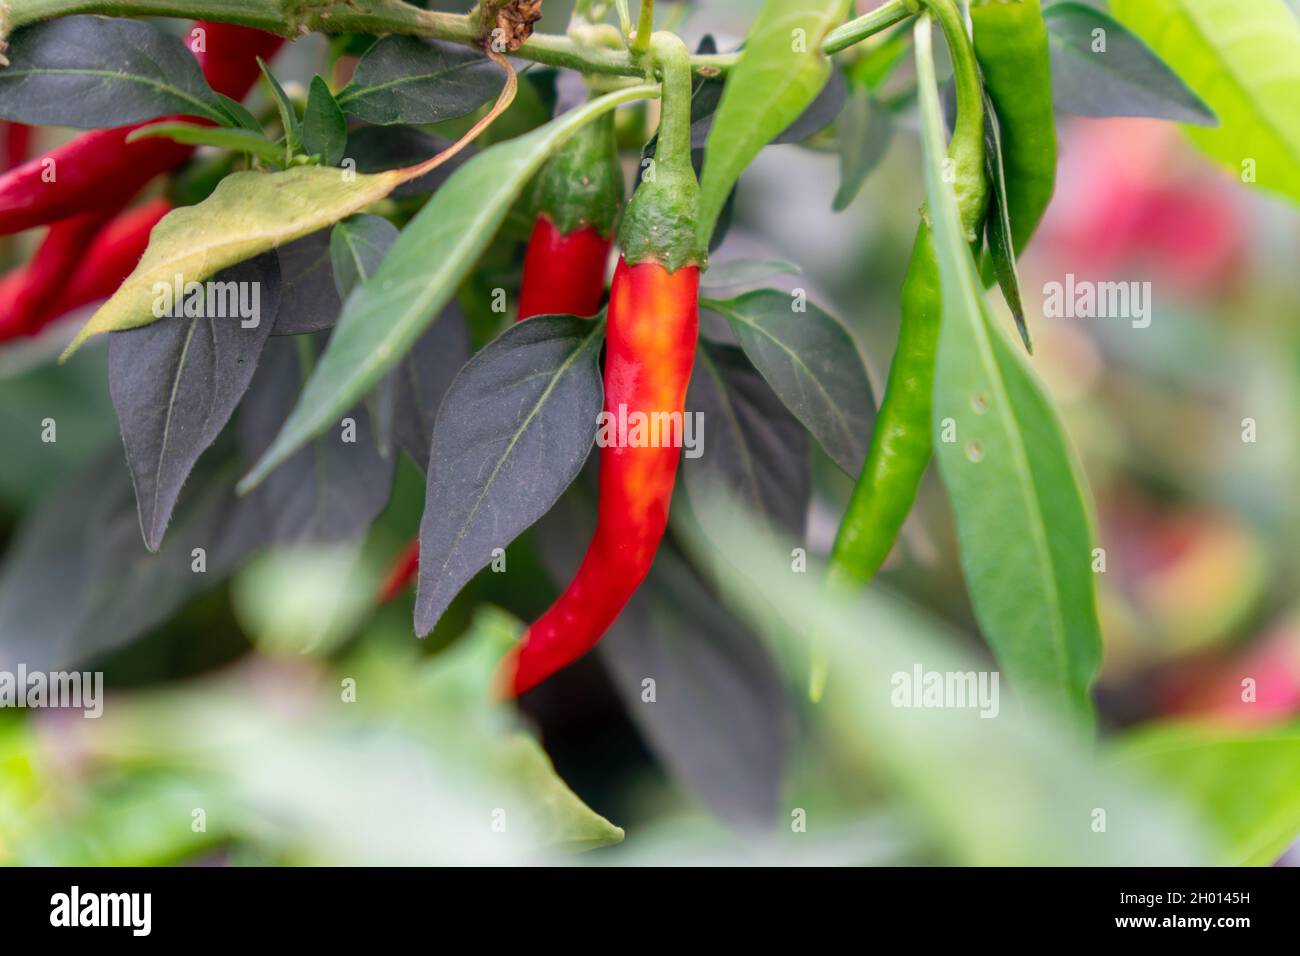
[1,0,1298,865]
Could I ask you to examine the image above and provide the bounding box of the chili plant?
[0,0,1299,867]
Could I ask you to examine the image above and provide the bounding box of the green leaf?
[212,93,263,133]
[238,84,658,492]
[684,342,812,541]
[302,76,347,167]
[915,17,1102,725]
[980,94,1030,352]
[329,215,399,297]
[0,16,228,129]
[259,57,301,160]
[1109,0,1300,205]
[1043,2,1216,124]
[61,166,407,358]
[833,84,894,212]
[127,121,285,167]
[13,608,622,863]
[675,494,1214,865]
[1118,723,1300,866]
[698,0,851,244]
[702,289,874,477]
[700,257,801,293]
[335,36,507,126]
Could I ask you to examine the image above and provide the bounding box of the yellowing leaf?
[1110,0,1300,206]
[61,166,405,359]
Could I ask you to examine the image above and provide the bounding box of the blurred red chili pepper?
[377,540,422,605]
[0,22,282,236]
[3,123,32,170]
[504,34,703,696]
[0,197,170,340]
[1,207,117,337]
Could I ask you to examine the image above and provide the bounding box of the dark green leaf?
[700,258,801,293]
[258,58,301,157]
[329,215,399,298]
[703,289,873,478]
[0,451,268,672]
[346,125,477,197]
[274,230,342,336]
[683,343,811,541]
[392,306,471,472]
[302,76,348,166]
[108,253,280,551]
[414,316,606,635]
[336,36,506,125]
[1044,1,1216,124]
[833,85,894,212]
[238,335,394,545]
[0,16,227,128]
[981,93,1031,352]
[212,93,263,133]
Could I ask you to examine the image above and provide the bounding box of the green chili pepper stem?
[631,0,655,55]
[535,109,624,237]
[824,0,921,56]
[922,0,988,240]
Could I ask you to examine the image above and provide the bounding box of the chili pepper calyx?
[618,32,706,272]
[535,109,624,238]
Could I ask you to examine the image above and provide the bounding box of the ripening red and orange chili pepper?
[503,33,703,696]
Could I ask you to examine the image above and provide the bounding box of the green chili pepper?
[971,0,1057,255]
[818,0,989,698]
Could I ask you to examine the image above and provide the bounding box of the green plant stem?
[922,0,987,237]
[8,0,729,76]
[615,0,633,36]
[631,0,654,55]
[7,0,889,77]
[823,0,919,55]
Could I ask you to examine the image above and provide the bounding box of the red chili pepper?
[518,217,612,320]
[0,23,281,236]
[3,123,32,170]
[1,207,117,337]
[0,197,170,340]
[517,110,622,321]
[377,539,422,605]
[504,34,703,696]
